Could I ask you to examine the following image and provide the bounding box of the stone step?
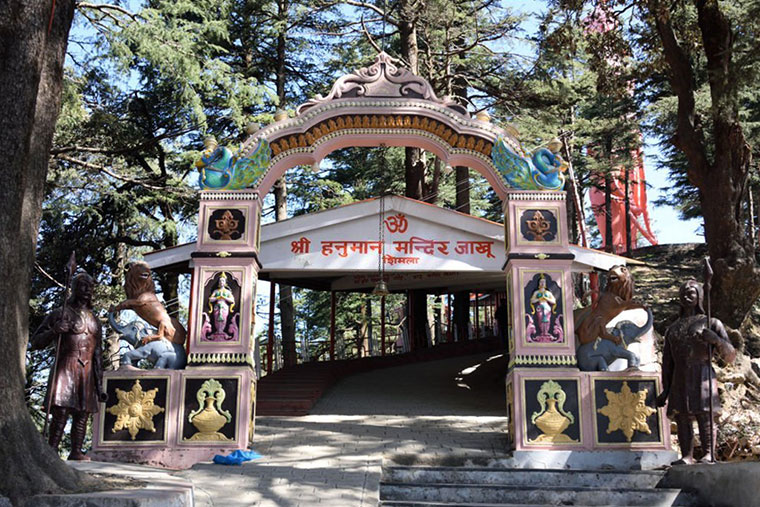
[257,387,326,398]
[259,376,335,384]
[256,399,314,414]
[383,466,666,489]
[379,482,697,506]
[380,503,612,507]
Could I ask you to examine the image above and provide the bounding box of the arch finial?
[296,52,467,116]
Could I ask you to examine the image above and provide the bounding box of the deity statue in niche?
[525,273,564,343]
[201,272,240,342]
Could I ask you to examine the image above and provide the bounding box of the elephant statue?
[576,308,653,372]
[108,311,187,370]
[108,311,154,347]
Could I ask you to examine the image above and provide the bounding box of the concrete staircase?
[379,464,699,506]
[257,337,503,416]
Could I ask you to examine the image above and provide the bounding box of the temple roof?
[144,196,640,293]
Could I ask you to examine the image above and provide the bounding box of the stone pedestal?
[503,191,673,466]
[90,367,256,469]
[91,191,261,468]
[506,369,671,454]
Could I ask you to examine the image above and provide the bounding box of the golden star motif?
[107,380,165,440]
[597,381,656,442]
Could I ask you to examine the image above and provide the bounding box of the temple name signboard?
[260,200,505,273]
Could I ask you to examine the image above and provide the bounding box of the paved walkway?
[178,352,509,506]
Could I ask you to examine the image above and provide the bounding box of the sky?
[641,146,703,244]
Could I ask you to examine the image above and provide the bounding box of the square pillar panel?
[197,190,261,254]
[187,258,258,367]
[503,190,570,256]
[503,190,576,369]
[506,259,576,368]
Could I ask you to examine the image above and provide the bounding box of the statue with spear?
[656,258,737,464]
[30,254,107,460]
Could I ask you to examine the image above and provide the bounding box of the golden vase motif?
[534,398,570,438]
[187,379,233,442]
[529,380,578,444]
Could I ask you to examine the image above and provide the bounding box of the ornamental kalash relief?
[186,379,234,442]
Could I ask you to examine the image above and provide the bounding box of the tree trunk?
[156,203,179,307]
[274,177,297,366]
[422,157,441,204]
[398,1,419,74]
[400,18,428,347]
[648,0,760,328]
[0,1,98,503]
[453,165,471,340]
[273,0,296,367]
[604,172,613,253]
[625,168,632,254]
[701,166,759,328]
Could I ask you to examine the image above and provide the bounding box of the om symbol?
[384,213,409,233]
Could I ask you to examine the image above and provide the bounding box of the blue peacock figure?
[196,136,271,191]
[491,135,568,191]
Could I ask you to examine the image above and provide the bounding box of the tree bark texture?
[273,0,296,367]
[648,0,760,327]
[274,177,297,366]
[625,168,632,254]
[453,166,471,339]
[604,172,613,253]
[0,1,98,503]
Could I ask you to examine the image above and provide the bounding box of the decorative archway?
[196,52,568,198]
[90,52,669,473]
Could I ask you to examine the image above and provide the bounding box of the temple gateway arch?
[89,52,672,470]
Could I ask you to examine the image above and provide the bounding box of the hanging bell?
[372,280,390,297]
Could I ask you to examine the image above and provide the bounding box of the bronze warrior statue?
[31,271,107,460]
[656,278,736,464]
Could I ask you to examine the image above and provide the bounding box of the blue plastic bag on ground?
[213,449,262,465]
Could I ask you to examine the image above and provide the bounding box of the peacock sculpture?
[491,135,568,191]
[196,136,271,191]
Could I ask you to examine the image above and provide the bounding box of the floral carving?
[107,380,164,440]
[597,381,656,442]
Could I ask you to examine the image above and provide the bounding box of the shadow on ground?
[178,352,509,506]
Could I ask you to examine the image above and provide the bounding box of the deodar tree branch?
[647,0,709,187]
